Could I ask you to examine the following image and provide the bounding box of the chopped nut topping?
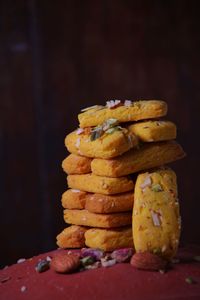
[151,210,161,226]
[152,183,163,192]
[106,100,122,109]
[124,100,132,107]
[75,137,81,148]
[71,189,80,193]
[76,128,84,135]
[140,176,152,190]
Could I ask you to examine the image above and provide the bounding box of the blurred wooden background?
[0,0,200,267]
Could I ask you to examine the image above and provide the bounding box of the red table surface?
[0,246,200,300]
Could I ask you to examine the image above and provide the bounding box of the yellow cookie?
[61,189,88,209]
[64,209,132,228]
[56,225,87,248]
[132,168,181,260]
[85,191,134,213]
[85,227,133,251]
[128,120,176,142]
[67,174,134,195]
[91,141,186,177]
[62,154,92,174]
[65,126,137,159]
[78,100,167,128]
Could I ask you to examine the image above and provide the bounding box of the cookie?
[61,190,134,213]
[128,120,176,142]
[91,141,186,177]
[64,209,132,228]
[65,126,137,159]
[85,227,133,251]
[61,189,88,209]
[67,174,134,195]
[132,168,181,260]
[62,154,92,174]
[78,100,167,128]
[85,191,134,213]
[56,225,87,248]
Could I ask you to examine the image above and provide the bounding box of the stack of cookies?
[57,100,185,257]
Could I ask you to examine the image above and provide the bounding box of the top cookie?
[78,100,167,128]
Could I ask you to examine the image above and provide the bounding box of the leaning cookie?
[64,209,132,228]
[67,174,134,195]
[85,227,133,251]
[65,125,137,159]
[127,120,176,142]
[91,141,186,177]
[56,225,87,248]
[62,154,92,174]
[78,100,167,128]
[132,168,181,260]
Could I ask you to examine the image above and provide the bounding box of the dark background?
[0,0,200,267]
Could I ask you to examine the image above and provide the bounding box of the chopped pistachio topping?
[90,127,104,141]
[153,248,161,254]
[90,119,121,141]
[152,183,163,192]
[185,277,196,284]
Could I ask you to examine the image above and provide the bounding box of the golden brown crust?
[62,154,92,174]
[56,225,87,248]
[85,227,133,251]
[61,189,88,209]
[85,192,134,213]
[64,209,132,228]
[128,120,176,142]
[67,173,134,195]
[91,141,186,177]
[61,190,134,213]
[132,168,181,260]
[78,100,167,128]
[65,128,137,159]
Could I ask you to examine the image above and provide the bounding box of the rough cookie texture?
[67,173,134,195]
[62,154,92,174]
[132,168,181,260]
[91,141,186,177]
[61,190,134,213]
[61,189,88,209]
[64,209,132,228]
[65,128,137,159]
[56,225,87,248]
[78,100,167,128]
[128,120,176,142]
[85,227,133,251]
[85,191,134,213]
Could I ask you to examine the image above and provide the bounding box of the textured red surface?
[0,247,200,300]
